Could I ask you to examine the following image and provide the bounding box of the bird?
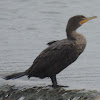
[4,15,97,87]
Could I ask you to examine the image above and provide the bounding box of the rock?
[0,85,100,100]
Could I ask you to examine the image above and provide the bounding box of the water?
[0,0,100,90]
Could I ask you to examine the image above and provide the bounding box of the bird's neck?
[66,29,77,40]
[66,25,78,39]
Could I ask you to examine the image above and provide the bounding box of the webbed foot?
[52,85,69,88]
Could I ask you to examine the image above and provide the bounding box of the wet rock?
[0,85,100,100]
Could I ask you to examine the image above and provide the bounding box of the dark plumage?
[47,40,57,46]
[4,15,97,87]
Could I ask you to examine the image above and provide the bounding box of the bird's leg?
[50,76,58,87]
[50,76,69,88]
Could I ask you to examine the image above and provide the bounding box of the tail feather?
[4,72,25,80]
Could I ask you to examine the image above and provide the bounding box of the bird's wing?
[26,40,75,77]
[47,40,57,46]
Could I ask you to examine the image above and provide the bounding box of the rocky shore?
[0,85,100,100]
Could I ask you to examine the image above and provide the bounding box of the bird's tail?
[4,72,25,80]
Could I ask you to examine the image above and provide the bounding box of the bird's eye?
[82,17,86,20]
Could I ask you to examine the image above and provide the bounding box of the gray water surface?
[0,0,100,90]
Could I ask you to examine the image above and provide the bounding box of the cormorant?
[4,15,97,87]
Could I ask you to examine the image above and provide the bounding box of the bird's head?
[66,15,97,33]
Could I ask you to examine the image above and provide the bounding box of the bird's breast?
[73,34,87,55]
